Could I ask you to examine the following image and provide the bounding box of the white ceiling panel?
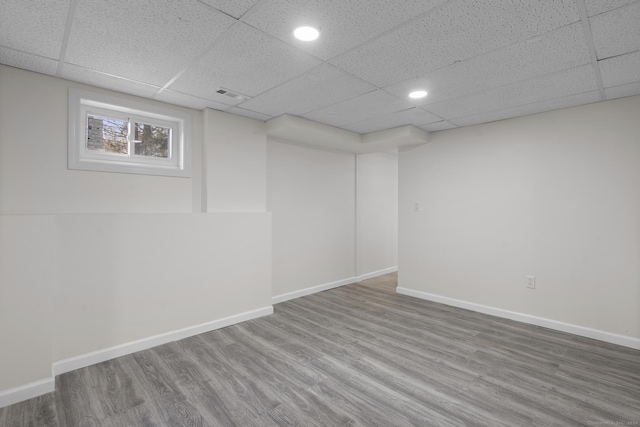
[303,90,413,127]
[428,65,598,119]
[2,0,639,149]
[0,47,59,76]
[197,0,261,19]
[154,90,231,111]
[330,0,580,87]
[65,0,236,86]
[0,0,69,59]
[585,0,639,16]
[242,0,447,61]
[344,108,441,134]
[590,2,640,59]
[419,121,458,133]
[451,91,602,127]
[385,23,590,106]
[170,23,321,98]
[59,64,162,98]
[225,107,273,122]
[605,82,640,100]
[599,51,640,87]
[238,64,376,117]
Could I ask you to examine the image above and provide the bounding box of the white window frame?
[68,88,191,177]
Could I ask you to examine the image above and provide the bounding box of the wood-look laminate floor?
[2,273,640,426]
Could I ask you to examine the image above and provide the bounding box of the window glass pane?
[133,122,170,158]
[87,114,128,154]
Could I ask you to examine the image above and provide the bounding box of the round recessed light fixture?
[294,26,320,41]
[409,90,428,99]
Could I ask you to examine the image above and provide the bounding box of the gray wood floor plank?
[217,326,327,389]
[172,336,275,425]
[189,335,284,416]
[86,358,145,419]
[55,368,107,426]
[0,392,58,427]
[308,378,416,427]
[126,350,207,427]
[2,273,639,425]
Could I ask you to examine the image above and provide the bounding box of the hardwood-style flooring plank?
[0,393,58,427]
[1,273,639,426]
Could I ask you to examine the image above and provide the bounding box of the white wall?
[399,95,640,342]
[0,64,401,406]
[204,109,267,212]
[356,152,398,276]
[0,216,55,391]
[54,213,271,361]
[0,66,273,406]
[0,65,202,215]
[268,140,356,299]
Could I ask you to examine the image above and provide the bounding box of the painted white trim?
[271,268,398,305]
[357,266,398,282]
[68,87,192,177]
[0,378,55,409]
[396,287,640,350]
[272,277,358,304]
[53,306,273,376]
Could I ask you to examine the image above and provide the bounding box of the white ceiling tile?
[170,23,321,98]
[198,0,261,19]
[303,90,413,127]
[385,23,591,105]
[344,108,441,134]
[451,91,601,127]
[226,107,273,122]
[2,0,638,137]
[65,0,235,86]
[0,0,69,58]
[238,64,376,117]
[419,121,458,132]
[59,64,161,98]
[154,90,232,111]
[605,82,640,99]
[428,65,598,119]
[590,2,640,59]
[0,47,59,76]
[599,50,640,87]
[242,0,447,60]
[585,0,639,16]
[330,0,580,87]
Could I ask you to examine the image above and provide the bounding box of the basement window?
[68,88,191,177]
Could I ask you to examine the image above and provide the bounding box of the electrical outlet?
[526,276,535,289]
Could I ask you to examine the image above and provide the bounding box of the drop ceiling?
[1,0,639,145]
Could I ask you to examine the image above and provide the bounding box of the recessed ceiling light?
[294,26,320,41]
[409,90,428,99]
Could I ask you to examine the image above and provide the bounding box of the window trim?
[68,88,191,177]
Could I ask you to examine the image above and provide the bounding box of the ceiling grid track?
[3,0,638,143]
[154,21,243,99]
[55,0,79,78]
[576,0,607,101]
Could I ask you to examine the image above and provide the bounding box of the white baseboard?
[357,266,398,282]
[0,377,55,409]
[272,277,358,304]
[52,306,273,376]
[397,287,640,350]
[271,267,398,305]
